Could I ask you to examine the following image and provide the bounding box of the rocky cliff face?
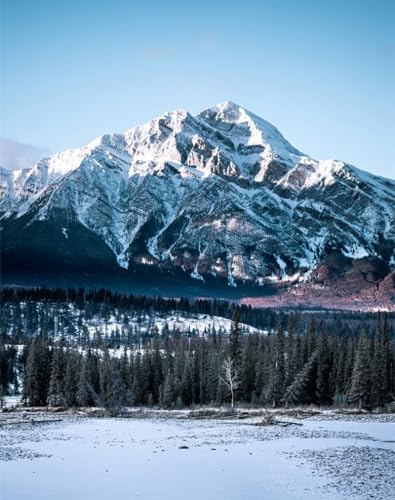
[1,101,394,306]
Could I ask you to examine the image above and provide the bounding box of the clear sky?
[1,0,394,178]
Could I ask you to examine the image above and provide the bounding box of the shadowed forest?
[1,288,394,413]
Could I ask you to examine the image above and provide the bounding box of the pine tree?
[180,355,193,406]
[229,308,242,369]
[48,343,66,406]
[197,340,209,405]
[285,315,296,387]
[0,385,5,409]
[241,336,256,402]
[99,346,112,407]
[215,375,227,405]
[119,346,130,386]
[151,336,163,403]
[382,315,393,404]
[207,351,219,404]
[282,351,318,406]
[348,330,371,409]
[64,349,79,408]
[140,351,151,405]
[335,337,347,397]
[254,344,267,403]
[131,352,143,405]
[328,334,338,403]
[383,314,395,401]
[77,353,93,406]
[162,370,174,408]
[267,325,286,407]
[105,361,127,416]
[343,336,355,394]
[304,319,317,361]
[23,336,51,406]
[316,331,332,405]
[371,314,386,408]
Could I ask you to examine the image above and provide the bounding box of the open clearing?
[1,413,394,500]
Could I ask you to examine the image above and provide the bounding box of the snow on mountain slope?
[1,101,394,299]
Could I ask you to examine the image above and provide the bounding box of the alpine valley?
[1,102,394,309]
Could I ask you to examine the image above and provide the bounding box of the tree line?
[2,287,393,344]
[1,306,393,412]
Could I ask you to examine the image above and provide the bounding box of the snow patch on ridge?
[342,244,370,259]
[227,253,237,287]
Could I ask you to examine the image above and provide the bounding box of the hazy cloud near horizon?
[0,138,49,170]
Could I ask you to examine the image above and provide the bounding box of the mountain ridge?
[1,102,394,308]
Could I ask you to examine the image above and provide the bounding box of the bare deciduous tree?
[221,356,240,408]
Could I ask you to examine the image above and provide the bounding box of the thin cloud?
[0,138,49,171]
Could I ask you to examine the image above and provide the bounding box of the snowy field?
[1,415,394,500]
[85,312,265,338]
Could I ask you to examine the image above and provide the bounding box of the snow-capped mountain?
[1,101,394,305]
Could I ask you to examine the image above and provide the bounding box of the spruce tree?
[48,343,66,406]
[285,315,296,387]
[207,351,219,404]
[64,349,79,408]
[335,337,347,397]
[162,370,174,408]
[382,315,393,404]
[77,354,93,406]
[267,325,286,407]
[229,308,242,369]
[131,352,143,405]
[348,330,371,409]
[99,346,112,407]
[254,344,267,403]
[371,315,386,408]
[23,336,51,406]
[106,362,127,416]
[0,384,5,409]
[180,355,193,406]
[304,318,317,363]
[215,375,227,405]
[316,331,332,405]
[343,336,356,394]
[241,336,256,402]
[282,351,318,406]
[151,336,163,403]
[141,351,151,405]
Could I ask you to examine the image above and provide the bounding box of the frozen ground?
[1,415,394,500]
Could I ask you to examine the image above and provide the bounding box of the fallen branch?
[0,418,63,426]
[275,420,303,427]
[256,413,303,427]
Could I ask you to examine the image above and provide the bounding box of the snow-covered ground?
[1,415,394,499]
[86,312,265,338]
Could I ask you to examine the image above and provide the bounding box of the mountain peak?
[200,101,250,123]
[198,101,304,167]
[1,101,394,306]
[215,100,244,111]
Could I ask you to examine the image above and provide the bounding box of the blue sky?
[1,0,394,178]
